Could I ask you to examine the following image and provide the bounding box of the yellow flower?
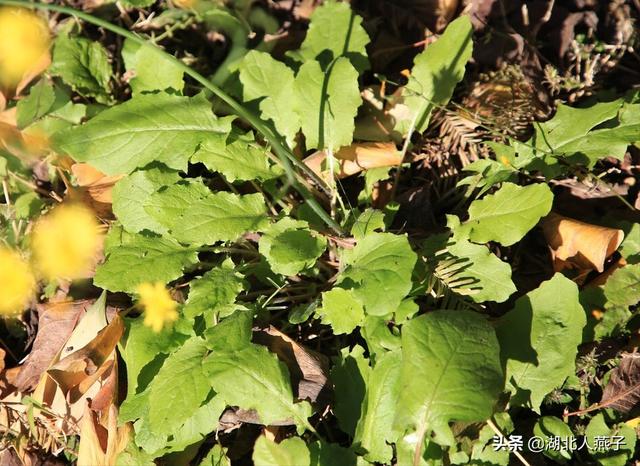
[0,247,36,316]
[31,204,101,281]
[0,6,51,91]
[136,282,178,333]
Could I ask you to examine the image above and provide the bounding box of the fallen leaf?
[77,403,131,466]
[600,353,640,414]
[542,212,624,273]
[253,326,330,405]
[48,314,123,397]
[14,301,85,392]
[304,142,401,180]
[71,163,124,204]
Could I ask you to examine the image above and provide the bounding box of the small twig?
[486,417,532,466]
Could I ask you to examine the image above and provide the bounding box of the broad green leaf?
[13,192,43,219]
[252,436,310,466]
[296,1,370,72]
[603,263,640,308]
[350,208,385,240]
[185,260,244,319]
[16,80,56,128]
[361,316,401,359]
[112,167,182,234]
[120,317,187,402]
[198,445,231,466]
[518,100,640,170]
[585,413,636,466]
[239,51,299,145]
[497,273,586,412]
[146,338,211,441]
[167,396,227,453]
[204,310,253,352]
[619,222,640,263]
[316,288,364,335]
[394,310,503,447]
[397,16,472,135]
[446,236,516,303]
[309,441,357,466]
[204,343,312,429]
[533,416,574,463]
[122,39,184,95]
[144,179,268,245]
[192,137,283,182]
[294,57,361,151]
[94,227,199,293]
[461,182,553,246]
[56,93,233,175]
[470,412,513,465]
[331,346,369,437]
[353,349,402,464]
[338,232,417,316]
[50,33,112,103]
[259,218,326,276]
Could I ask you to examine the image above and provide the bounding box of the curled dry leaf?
[542,212,624,273]
[253,326,330,405]
[67,163,124,218]
[14,301,86,392]
[600,353,640,414]
[304,142,401,180]
[77,403,131,466]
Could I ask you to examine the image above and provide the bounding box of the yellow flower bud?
[0,247,36,316]
[31,204,101,281]
[0,7,51,91]
[136,282,179,333]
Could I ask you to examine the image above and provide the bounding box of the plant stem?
[0,0,343,234]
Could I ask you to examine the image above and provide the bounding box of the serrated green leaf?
[338,232,417,316]
[294,57,361,151]
[144,179,268,245]
[603,263,640,308]
[331,346,369,437]
[497,273,586,412]
[353,349,402,464]
[122,39,184,95]
[198,445,231,466]
[185,261,244,319]
[397,16,472,135]
[239,51,299,145]
[16,80,56,129]
[94,227,199,293]
[204,310,253,352]
[461,182,553,246]
[204,343,312,429]
[192,137,283,182]
[112,167,182,234]
[394,310,503,447]
[252,436,310,466]
[446,236,516,303]
[50,33,112,103]
[316,288,364,335]
[619,222,640,263]
[259,218,326,276]
[55,93,233,175]
[296,1,370,72]
[145,338,211,449]
[166,396,227,453]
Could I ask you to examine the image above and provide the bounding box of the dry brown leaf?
[48,315,123,396]
[70,164,124,204]
[14,301,85,392]
[77,404,131,466]
[253,326,330,405]
[541,212,624,273]
[599,353,640,414]
[304,142,401,180]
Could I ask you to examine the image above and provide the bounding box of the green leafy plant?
[2,1,640,466]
